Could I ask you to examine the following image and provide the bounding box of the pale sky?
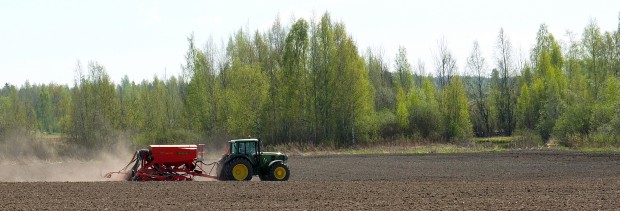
[1,0,619,86]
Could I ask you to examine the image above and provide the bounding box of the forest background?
[2,12,620,156]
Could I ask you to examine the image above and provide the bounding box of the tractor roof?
[229,138,259,143]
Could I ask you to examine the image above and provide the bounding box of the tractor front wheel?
[268,163,290,181]
[225,158,253,181]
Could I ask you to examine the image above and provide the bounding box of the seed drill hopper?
[104,144,219,181]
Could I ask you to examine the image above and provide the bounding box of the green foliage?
[330,22,376,143]
[375,109,398,138]
[225,60,269,137]
[0,96,8,133]
[493,28,517,136]
[591,77,620,133]
[517,83,535,130]
[535,49,565,141]
[407,78,441,138]
[598,104,620,138]
[186,50,214,133]
[395,86,409,129]
[520,28,569,142]
[582,19,606,96]
[70,62,120,149]
[440,77,473,139]
[394,46,414,92]
[5,11,620,149]
[36,88,53,133]
[278,19,310,141]
[554,104,591,145]
[366,48,395,111]
[466,41,492,137]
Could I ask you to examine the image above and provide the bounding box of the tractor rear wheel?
[268,163,289,181]
[225,158,253,181]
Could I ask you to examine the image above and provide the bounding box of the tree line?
[1,12,620,149]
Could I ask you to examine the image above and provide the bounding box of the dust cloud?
[0,132,228,182]
[0,132,134,182]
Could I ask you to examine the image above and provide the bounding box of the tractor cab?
[217,139,289,181]
[227,139,259,156]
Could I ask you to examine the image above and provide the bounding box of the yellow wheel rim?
[274,166,286,180]
[232,164,248,180]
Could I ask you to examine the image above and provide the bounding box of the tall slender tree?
[435,38,457,89]
[494,28,516,136]
[466,41,491,137]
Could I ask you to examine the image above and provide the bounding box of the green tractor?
[216,139,290,181]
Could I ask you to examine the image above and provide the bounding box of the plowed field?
[2,151,620,210]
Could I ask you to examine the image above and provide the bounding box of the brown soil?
[1,151,620,210]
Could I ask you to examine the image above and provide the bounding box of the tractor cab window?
[238,142,246,154]
[230,141,257,155]
[246,141,257,156]
[230,143,237,154]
